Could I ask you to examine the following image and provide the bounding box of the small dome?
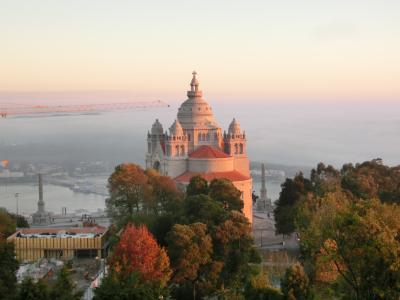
[169,119,184,136]
[151,119,164,135]
[228,118,241,135]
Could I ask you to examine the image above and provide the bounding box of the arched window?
[240,143,244,154]
[175,145,179,156]
[234,143,238,154]
[206,133,210,141]
[181,145,185,156]
[188,134,191,141]
[198,133,202,141]
[148,143,151,153]
[202,133,206,141]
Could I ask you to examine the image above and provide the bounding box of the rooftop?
[8,226,107,239]
[175,170,250,183]
[189,145,231,159]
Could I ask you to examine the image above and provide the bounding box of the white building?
[146,72,252,223]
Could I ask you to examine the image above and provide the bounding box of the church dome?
[169,119,184,136]
[151,119,164,135]
[228,118,241,135]
[177,72,219,129]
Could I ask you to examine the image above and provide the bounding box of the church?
[146,72,252,223]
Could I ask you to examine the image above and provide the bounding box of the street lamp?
[15,192,19,216]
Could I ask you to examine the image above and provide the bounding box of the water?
[1,100,399,167]
[0,183,105,215]
[1,100,399,213]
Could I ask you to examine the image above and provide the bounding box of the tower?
[32,174,52,226]
[260,163,267,202]
[257,163,273,212]
[223,118,249,177]
[146,119,165,172]
[38,173,45,213]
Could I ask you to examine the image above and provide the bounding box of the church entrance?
[153,161,160,171]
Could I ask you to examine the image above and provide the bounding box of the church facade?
[146,72,252,223]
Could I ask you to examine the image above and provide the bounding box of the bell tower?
[224,118,247,157]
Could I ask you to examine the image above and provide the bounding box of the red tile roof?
[175,170,250,183]
[189,145,230,159]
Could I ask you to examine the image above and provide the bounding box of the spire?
[187,71,202,98]
[190,71,199,92]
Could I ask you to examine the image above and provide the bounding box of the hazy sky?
[1,1,399,102]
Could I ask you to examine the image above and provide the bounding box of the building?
[146,72,253,222]
[32,174,52,226]
[7,226,109,262]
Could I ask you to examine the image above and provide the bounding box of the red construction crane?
[0,100,170,118]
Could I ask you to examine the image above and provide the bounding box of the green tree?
[49,266,82,300]
[12,213,29,228]
[186,176,209,196]
[244,269,283,300]
[93,271,165,300]
[281,263,313,300]
[0,208,16,238]
[274,173,312,236]
[184,194,228,226]
[340,159,400,204]
[213,211,261,295]
[209,178,244,212]
[0,240,19,300]
[17,277,50,300]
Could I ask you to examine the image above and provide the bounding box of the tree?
[0,240,19,300]
[274,173,312,235]
[297,192,400,300]
[244,270,283,300]
[106,164,150,225]
[340,159,400,204]
[212,211,261,294]
[17,277,50,300]
[0,208,16,238]
[209,179,244,212]
[321,199,400,300]
[12,213,29,228]
[186,176,209,196]
[145,168,183,214]
[310,163,340,196]
[184,194,228,226]
[167,223,213,299]
[49,266,82,300]
[94,271,164,300]
[110,223,171,286]
[281,263,313,300]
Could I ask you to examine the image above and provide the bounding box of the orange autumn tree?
[110,223,171,286]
